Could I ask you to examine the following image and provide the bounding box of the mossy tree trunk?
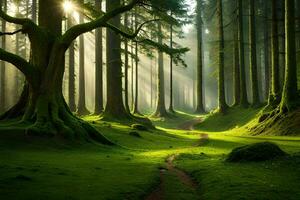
[217,0,228,113]
[154,22,168,117]
[249,0,260,106]
[238,0,249,107]
[0,0,6,113]
[168,22,175,113]
[94,0,104,114]
[280,0,298,112]
[195,0,205,113]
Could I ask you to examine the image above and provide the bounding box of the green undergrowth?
[194,106,261,132]
[0,110,300,199]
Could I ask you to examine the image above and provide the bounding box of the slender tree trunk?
[238,0,249,107]
[249,0,260,105]
[77,0,90,115]
[268,0,281,107]
[94,0,104,114]
[123,11,130,113]
[32,0,37,23]
[104,0,129,118]
[154,22,168,117]
[280,0,298,112]
[233,5,240,106]
[263,0,270,102]
[0,0,6,113]
[67,15,76,112]
[195,0,205,113]
[217,0,228,113]
[168,22,175,113]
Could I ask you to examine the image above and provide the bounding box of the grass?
[0,107,300,199]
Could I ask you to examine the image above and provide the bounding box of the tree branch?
[0,48,36,84]
[103,19,159,39]
[61,0,141,46]
[0,8,32,25]
[0,29,23,36]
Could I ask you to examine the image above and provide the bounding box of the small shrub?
[226,142,287,162]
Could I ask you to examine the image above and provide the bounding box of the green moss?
[226,142,287,162]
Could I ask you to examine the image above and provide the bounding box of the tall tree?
[280,0,298,112]
[153,22,168,117]
[238,0,249,107]
[67,15,76,112]
[249,0,260,105]
[217,0,227,113]
[94,0,104,114]
[104,0,129,118]
[168,19,175,113]
[232,1,240,106]
[77,0,90,115]
[268,0,281,107]
[195,0,205,113]
[263,0,270,101]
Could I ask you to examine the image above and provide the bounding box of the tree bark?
[217,0,228,113]
[268,0,281,107]
[67,15,76,112]
[195,0,205,113]
[263,0,270,102]
[249,0,260,105]
[233,2,240,106]
[94,0,104,114]
[104,0,130,118]
[280,0,298,112]
[154,22,168,117]
[123,11,130,113]
[168,21,175,113]
[238,0,249,107]
[77,1,90,115]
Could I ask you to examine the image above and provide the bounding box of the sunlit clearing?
[63,1,74,13]
[205,29,210,34]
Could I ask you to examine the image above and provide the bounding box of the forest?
[0,0,299,199]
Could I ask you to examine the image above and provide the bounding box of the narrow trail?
[145,118,208,200]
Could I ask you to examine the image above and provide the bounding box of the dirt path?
[145,131,209,200]
[177,118,203,131]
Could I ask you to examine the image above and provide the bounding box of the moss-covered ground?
[0,107,299,199]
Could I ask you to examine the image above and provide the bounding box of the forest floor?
[0,107,300,199]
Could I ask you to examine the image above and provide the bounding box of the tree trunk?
[0,0,6,113]
[280,0,298,112]
[67,16,76,112]
[123,11,130,113]
[94,0,104,114]
[104,0,130,118]
[0,0,112,144]
[217,0,228,113]
[268,0,281,107]
[233,14,240,106]
[154,22,168,117]
[238,0,249,107]
[195,0,205,113]
[263,0,270,102]
[77,2,90,116]
[249,0,260,105]
[168,21,175,113]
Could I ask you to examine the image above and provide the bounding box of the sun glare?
[63,1,74,13]
[205,29,210,35]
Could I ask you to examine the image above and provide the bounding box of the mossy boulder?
[131,124,148,131]
[226,142,287,162]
